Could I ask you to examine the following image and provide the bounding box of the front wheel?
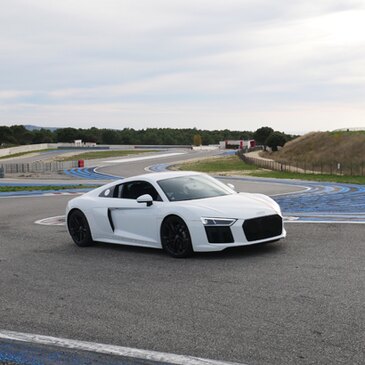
[67,209,94,247]
[160,215,193,258]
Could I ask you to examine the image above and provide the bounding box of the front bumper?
[190,215,286,252]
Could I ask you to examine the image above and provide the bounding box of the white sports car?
[66,171,286,257]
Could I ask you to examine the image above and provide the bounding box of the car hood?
[175,193,281,220]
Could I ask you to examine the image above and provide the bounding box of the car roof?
[120,171,203,184]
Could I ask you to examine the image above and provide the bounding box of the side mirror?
[137,194,153,206]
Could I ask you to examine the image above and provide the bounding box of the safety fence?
[239,153,365,176]
[0,160,78,175]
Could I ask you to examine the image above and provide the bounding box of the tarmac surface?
[0,194,364,364]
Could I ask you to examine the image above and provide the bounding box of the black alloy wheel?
[67,209,94,247]
[161,215,193,258]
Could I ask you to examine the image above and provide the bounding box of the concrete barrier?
[0,143,54,158]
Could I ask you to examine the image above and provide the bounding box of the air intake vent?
[205,226,234,243]
[243,214,282,241]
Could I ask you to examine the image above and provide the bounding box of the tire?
[67,209,94,247]
[160,215,193,258]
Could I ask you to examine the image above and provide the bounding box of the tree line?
[0,125,296,148]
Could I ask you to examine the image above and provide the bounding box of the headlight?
[201,217,237,226]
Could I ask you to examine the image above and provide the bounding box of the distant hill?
[24,124,58,132]
[269,131,365,165]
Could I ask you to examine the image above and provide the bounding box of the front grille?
[243,214,282,242]
[205,226,234,243]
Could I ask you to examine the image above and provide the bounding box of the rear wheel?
[160,215,193,258]
[67,209,94,247]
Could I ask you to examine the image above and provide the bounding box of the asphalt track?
[1,150,364,365]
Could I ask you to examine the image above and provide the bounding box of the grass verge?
[251,170,365,185]
[177,155,257,173]
[56,149,159,161]
[177,155,365,185]
[0,184,100,193]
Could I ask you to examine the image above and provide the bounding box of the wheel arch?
[66,207,95,247]
[159,214,194,258]
[67,208,94,240]
[67,207,88,225]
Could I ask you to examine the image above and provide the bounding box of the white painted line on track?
[0,330,245,365]
[284,212,365,224]
[103,152,185,164]
[35,216,65,226]
[285,220,365,224]
[270,185,311,196]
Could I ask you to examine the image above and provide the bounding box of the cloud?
[0,0,364,132]
[0,90,35,100]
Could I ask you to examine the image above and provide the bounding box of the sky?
[0,0,365,134]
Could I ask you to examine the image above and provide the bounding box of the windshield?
[157,174,233,202]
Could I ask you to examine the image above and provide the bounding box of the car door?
[108,180,163,248]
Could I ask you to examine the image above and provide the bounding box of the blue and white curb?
[63,167,120,180]
[219,177,365,224]
[0,330,244,365]
[146,163,172,172]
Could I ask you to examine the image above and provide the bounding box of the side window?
[121,181,162,201]
[99,186,115,198]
